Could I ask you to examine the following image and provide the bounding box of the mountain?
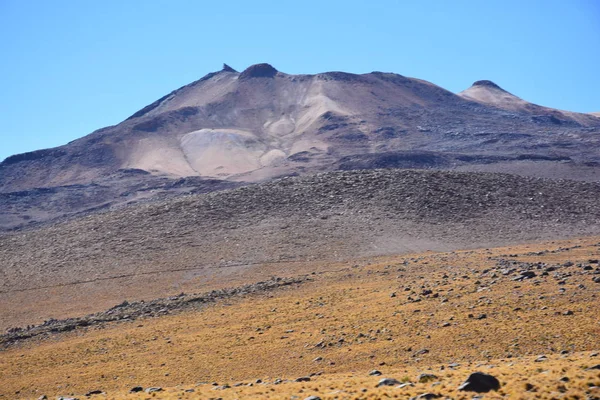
[1,63,599,229]
[458,80,599,126]
[3,65,600,399]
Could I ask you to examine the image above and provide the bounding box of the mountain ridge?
[3,63,598,182]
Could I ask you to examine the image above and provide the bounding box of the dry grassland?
[1,237,599,399]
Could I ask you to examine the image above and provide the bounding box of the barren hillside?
[2,169,600,331]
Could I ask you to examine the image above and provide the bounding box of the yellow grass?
[1,237,599,399]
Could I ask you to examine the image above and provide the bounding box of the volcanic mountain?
[458,80,596,125]
[1,63,599,229]
[3,64,600,400]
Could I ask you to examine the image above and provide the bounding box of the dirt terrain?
[1,63,599,229]
[1,236,599,399]
[2,169,600,332]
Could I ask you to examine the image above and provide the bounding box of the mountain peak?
[239,63,278,80]
[222,63,237,73]
[472,80,506,91]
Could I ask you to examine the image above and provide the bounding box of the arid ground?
[2,236,599,399]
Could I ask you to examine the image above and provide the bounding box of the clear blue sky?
[1,0,599,161]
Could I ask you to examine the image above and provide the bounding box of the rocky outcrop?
[239,63,278,79]
[1,276,310,346]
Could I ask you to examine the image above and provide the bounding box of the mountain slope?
[458,80,599,126]
[2,169,600,330]
[1,63,599,193]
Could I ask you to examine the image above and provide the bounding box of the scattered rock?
[2,276,310,345]
[524,382,536,392]
[418,373,439,383]
[377,377,401,387]
[458,372,501,393]
[513,271,536,281]
[368,370,382,376]
[414,349,430,356]
[145,387,163,393]
[411,393,441,399]
[129,387,143,393]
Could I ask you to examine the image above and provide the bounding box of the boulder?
[458,372,500,392]
[376,377,401,387]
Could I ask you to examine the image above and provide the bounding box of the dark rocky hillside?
[0,169,239,230]
[2,169,600,329]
